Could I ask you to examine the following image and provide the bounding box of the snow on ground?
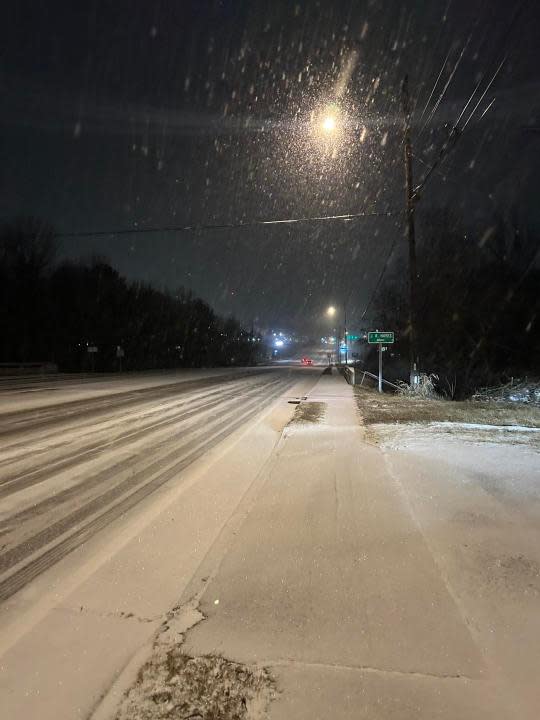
[3,373,539,719]
[355,391,540,717]
[366,421,540,517]
[0,367,268,415]
[431,422,540,432]
[369,422,540,514]
[368,420,540,452]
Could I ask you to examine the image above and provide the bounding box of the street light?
[326,305,348,365]
[321,114,337,134]
[319,103,340,134]
[311,103,344,146]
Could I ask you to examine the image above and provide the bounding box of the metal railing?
[341,364,400,391]
[357,369,400,391]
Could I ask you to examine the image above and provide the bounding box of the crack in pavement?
[259,658,474,681]
[58,604,160,624]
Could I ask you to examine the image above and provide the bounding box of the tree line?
[370,208,540,398]
[0,218,262,371]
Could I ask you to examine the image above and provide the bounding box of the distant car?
[301,357,313,366]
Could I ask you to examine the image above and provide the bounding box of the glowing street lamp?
[322,114,337,134]
[326,304,348,364]
[311,102,344,145]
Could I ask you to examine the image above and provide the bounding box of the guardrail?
[357,369,400,391]
[0,362,59,376]
[340,364,400,391]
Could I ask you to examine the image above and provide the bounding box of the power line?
[453,54,506,132]
[461,56,506,131]
[417,31,473,140]
[461,0,530,126]
[413,53,507,199]
[411,0,459,120]
[360,235,399,321]
[477,97,496,122]
[412,153,461,184]
[416,47,452,127]
[55,210,398,239]
[416,0,491,137]
[415,0,530,198]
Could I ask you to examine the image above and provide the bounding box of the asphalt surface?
[0,368,301,604]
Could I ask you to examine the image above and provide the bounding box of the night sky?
[2,0,539,332]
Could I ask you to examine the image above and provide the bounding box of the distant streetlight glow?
[325,304,348,365]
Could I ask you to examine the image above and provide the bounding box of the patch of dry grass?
[115,648,275,720]
[289,401,326,425]
[355,386,540,428]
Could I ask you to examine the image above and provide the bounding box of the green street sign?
[368,331,394,344]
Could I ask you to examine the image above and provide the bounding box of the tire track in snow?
[0,375,278,497]
[0,374,294,604]
[0,369,270,436]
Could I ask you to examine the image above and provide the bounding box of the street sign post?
[367,332,394,393]
[116,345,125,372]
[87,345,98,372]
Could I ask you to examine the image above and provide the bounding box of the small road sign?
[367,332,394,392]
[87,345,98,372]
[368,331,394,344]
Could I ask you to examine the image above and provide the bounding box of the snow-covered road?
[0,368,306,603]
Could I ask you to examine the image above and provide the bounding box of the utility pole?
[402,74,419,387]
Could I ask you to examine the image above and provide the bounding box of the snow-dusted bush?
[396,373,440,399]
